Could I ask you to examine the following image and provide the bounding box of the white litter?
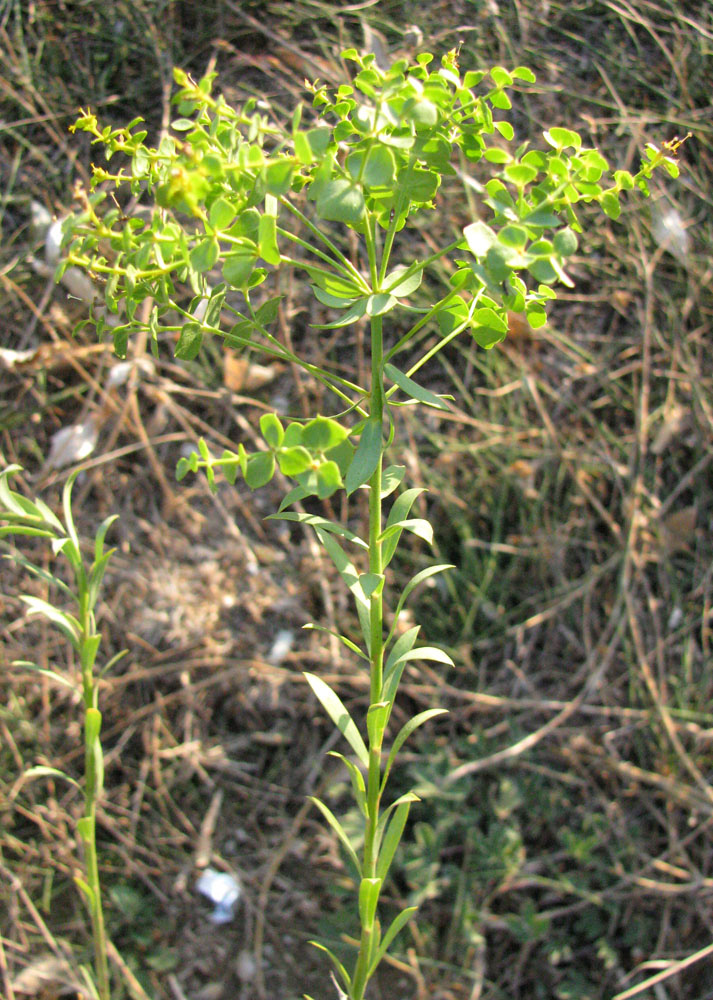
[46,419,99,470]
[267,629,295,666]
[196,869,241,924]
[651,204,690,264]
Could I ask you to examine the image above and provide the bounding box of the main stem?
[80,596,110,1000]
[351,311,385,1000]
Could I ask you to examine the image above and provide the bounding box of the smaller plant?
[0,466,124,1000]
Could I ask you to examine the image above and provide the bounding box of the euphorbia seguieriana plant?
[61,48,678,999]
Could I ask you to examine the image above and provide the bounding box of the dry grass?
[1,1,712,999]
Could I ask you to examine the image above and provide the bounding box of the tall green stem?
[351,310,386,1000]
[78,595,110,1000]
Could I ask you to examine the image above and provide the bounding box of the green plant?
[56,47,678,998]
[0,466,124,1000]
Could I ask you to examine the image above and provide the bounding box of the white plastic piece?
[47,419,99,470]
[106,358,155,389]
[44,217,65,266]
[196,868,241,924]
[267,629,295,665]
[652,204,690,263]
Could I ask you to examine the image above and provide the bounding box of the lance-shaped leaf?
[382,647,453,708]
[309,795,362,876]
[382,709,448,789]
[366,907,418,979]
[390,564,455,637]
[381,488,430,566]
[304,672,369,768]
[12,660,76,690]
[22,766,81,791]
[303,623,369,662]
[314,296,368,329]
[328,751,367,816]
[384,363,451,411]
[308,941,352,995]
[359,877,382,930]
[380,518,433,566]
[270,511,368,548]
[374,791,420,859]
[366,701,390,749]
[313,527,372,648]
[385,625,420,675]
[375,798,413,881]
[345,418,382,495]
[21,596,81,649]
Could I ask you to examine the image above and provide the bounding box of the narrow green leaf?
[85,707,102,744]
[366,702,389,748]
[61,470,80,553]
[327,751,367,816]
[303,623,369,662]
[345,419,382,495]
[385,626,420,674]
[76,815,94,847]
[375,800,412,881]
[314,296,368,329]
[380,517,433,547]
[21,596,81,647]
[382,709,448,788]
[11,660,75,689]
[312,285,359,308]
[305,268,365,298]
[309,795,362,875]
[359,877,382,929]
[304,672,369,768]
[359,572,384,599]
[385,363,450,411]
[22,766,81,791]
[366,907,418,978]
[394,646,455,667]
[391,564,455,633]
[74,875,96,908]
[93,513,118,566]
[366,293,397,317]
[270,511,368,548]
[308,942,352,993]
